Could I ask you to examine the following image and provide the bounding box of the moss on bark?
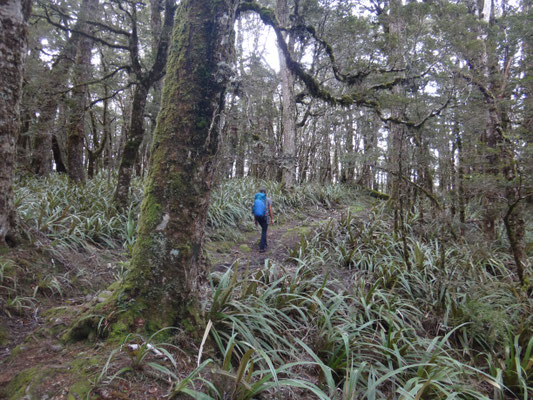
[66,0,238,341]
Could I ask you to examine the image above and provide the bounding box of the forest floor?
[0,202,354,399]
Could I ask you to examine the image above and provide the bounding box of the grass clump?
[15,172,142,251]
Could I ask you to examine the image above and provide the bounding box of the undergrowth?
[14,174,352,249]
[15,173,142,251]
[91,200,531,398]
[8,174,532,398]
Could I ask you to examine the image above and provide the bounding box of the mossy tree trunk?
[0,0,31,246]
[116,0,238,330]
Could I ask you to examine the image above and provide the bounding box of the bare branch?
[88,82,135,107]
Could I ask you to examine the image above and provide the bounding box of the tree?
[113,0,176,209]
[29,2,83,176]
[276,0,298,187]
[452,0,527,283]
[65,0,98,184]
[0,0,32,246]
[68,0,240,337]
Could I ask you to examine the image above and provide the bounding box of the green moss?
[70,353,100,371]
[109,320,129,340]
[3,355,100,399]
[361,187,390,200]
[196,117,208,129]
[138,192,163,230]
[178,302,205,339]
[43,305,72,320]
[239,244,251,253]
[2,366,41,399]
[2,366,68,399]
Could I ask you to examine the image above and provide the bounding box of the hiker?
[252,187,273,253]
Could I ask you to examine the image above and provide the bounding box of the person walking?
[252,187,273,253]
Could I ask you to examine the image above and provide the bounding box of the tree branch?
[147,0,177,83]
[88,82,135,108]
[374,166,443,210]
[239,1,450,131]
[37,3,130,50]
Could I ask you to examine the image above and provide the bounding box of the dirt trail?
[211,206,343,273]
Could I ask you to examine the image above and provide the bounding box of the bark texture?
[118,0,238,330]
[0,0,31,246]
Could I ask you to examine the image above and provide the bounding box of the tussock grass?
[15,173,142,251]
[12,174,531,398]
[14,174,353,249]
[195,201,531,398]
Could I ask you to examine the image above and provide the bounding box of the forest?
[0,0,532,398]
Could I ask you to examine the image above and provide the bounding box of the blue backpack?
[252,192,266,217]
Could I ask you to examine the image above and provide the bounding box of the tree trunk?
[114,0,176,209]
[341,110,355,183]
[473,0,526,281]
[52,134,67,173]
[66,0,98,184]
[31,30,80,176]
[0,0,31,246]
[115,82,149,207]
[384,0,408,233]
[117,0,237,329]
[276,0,297,187]
[87,103,108,179]
[17,106,31,168]
[65,1,239,341]
[453,110,466,232]
[358,110,377,189]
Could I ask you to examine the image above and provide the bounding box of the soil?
[0,205,345,400]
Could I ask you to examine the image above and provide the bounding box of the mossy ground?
[0,243,127,399]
